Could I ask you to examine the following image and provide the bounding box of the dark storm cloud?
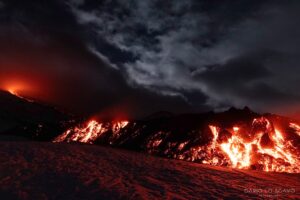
[1,0,300,117]
[0,0,198,118]
[68,0,300,115]
[193,52,300,110]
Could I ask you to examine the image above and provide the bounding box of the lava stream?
[54,117,300,173]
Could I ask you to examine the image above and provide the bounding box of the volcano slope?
[0,90,70,141]
[0,142,299,200]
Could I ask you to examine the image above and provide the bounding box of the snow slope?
[0,142,299,199]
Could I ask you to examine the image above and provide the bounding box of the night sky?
[0,0,300,118]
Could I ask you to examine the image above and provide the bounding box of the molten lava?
[54,117,300,173]
[7,88,35,102]
[54,120,129,144]
[207,117,300,172]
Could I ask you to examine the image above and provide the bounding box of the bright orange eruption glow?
[5,82,29,95]
[0,71,43,99]
[1,78,37,102]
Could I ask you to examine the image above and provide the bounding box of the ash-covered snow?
[0,142,299,199]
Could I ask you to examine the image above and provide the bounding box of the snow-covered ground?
[0,142,299,199]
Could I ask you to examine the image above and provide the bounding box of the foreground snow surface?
[0,142,299,200]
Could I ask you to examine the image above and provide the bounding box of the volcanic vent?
[54,108,300,173]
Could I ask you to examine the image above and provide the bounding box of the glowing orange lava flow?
[7,89,34,102]
[289,123,300,137]
[207,117,300,173]
[54,117,300,173]
[54,120,129,144]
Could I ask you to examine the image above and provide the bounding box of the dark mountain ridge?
[1,89,300,173]
[0,90,70,140]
